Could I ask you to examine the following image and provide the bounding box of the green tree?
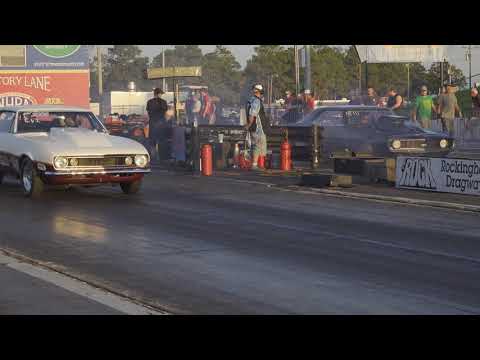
[151,45,203,90]
[424,62,466,93]
[200,45,242,105]
[104,45,150,92]
[310,46,350,99]
[243,45,295,104]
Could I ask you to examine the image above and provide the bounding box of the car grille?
[66,156,131,168]
[399,139,426,149]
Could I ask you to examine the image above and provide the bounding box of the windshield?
[17,111,106,133]
[343,109,393,126]
[297,108,393,126]
[374,116,424,133]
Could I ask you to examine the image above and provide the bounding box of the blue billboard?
[0,45,89,70]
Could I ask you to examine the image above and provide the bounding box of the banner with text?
[355,45,447,63]
[0,71,90,108]
[396,156,480,196]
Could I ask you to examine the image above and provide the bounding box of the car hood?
[17,128,149,156]
[387,129,452,140]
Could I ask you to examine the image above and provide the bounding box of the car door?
[0,111,17,172]
[312,110,347,156]
[343,110,377,155]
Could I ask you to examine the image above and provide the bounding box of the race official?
[146,88,168,161]
[245,84,269,170]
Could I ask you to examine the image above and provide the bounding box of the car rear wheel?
[21,158,44,198]
[120,179,142,195]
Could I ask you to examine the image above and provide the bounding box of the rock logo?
[398,157,437,189]
[0,92,37,107]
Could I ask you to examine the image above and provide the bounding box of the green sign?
[33,45,81,58]
[146,66,202,79]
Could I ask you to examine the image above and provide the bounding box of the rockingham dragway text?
[441,159,480,178]
[441,160,480,193]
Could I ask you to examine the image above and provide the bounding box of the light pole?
[463,45,480,89]
[305,45,311,91]
[406,63,410,101]
[162,45,166,92]
[97,45,103,118]
[294,45,299,99]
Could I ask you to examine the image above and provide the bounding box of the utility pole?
[162,46,166,92]
[358,63,361,93]
[440,60,444,93]
[364,45,369,92]
[406,63,410,101]
[294,45,299,99]
[305,45,311,91]
[463,45,480,89]
[97,45,103,118]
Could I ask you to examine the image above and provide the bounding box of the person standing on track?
[245,84,269,171]
[146,88,168,161]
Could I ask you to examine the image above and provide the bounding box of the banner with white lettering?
[396,156,480,196]
[355,45,446,63]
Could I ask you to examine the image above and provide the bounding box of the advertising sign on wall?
[0,71,90,108]
[396,156,480,196]
[0,45,89,70]
[0,45,90,109]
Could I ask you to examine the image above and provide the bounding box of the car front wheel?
[120,179,142,195]
[21,158,44,198]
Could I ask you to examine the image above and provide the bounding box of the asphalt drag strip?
[0,250,168,315]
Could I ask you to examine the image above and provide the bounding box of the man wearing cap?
[146,88,168,161]
[412,85,436,129]
[303,89,315,114]
[438,84,462,136]
[245,84,269,170]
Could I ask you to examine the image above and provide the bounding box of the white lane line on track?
[0,252,167,315]
[214,176,480,214]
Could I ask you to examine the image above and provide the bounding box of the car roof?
[1,105,92,113]
[315,105,389,111]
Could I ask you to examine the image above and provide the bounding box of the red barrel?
[280,140,292,171]
[201,144,213,176]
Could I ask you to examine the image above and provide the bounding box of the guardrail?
[182,124,323,172]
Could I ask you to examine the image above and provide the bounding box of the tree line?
[89,45,466,106]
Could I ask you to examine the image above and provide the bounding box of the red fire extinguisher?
[280,139,292,171]
[257,155,265,169]
[201,144,213,176]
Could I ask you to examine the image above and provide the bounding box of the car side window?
[316,111,345,126]
[0,111,15,133]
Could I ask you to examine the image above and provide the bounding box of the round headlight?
[54,156,68,169]
[134,155,148,168]
[69,158,78,167]
[440,139,448,148]
[391,140,401,150]
[125,156,133,166]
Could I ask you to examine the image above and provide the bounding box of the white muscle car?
[0,106,151,198]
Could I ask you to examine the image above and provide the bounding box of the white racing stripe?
[0,252,168,315]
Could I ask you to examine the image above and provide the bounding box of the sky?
[137,45,480,84]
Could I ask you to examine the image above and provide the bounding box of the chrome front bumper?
[44,168,151,176]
